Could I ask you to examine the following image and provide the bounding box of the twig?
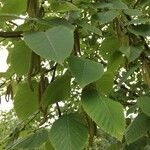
[56,102,62,117]
[0,31,23,38]
[50,64,62,117]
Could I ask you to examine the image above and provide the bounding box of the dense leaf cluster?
[0,0,150,149]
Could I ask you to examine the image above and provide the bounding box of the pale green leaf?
[68,56,104,87]
[24,26,74,64]
[137,96,150,116]
[0,0,27,14]
[125,114,150,144]
[81,87,125,140]
[14,82,38,120]
[10,41,31,76]
[49,113,88,150]
[0,13,21,22]
[124,9,143,16]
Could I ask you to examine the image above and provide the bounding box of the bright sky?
[0,47,13,111]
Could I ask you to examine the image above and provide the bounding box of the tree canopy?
[0,0,150,149]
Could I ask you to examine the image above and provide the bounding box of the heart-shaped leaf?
[24,26,74,64]
[68,56,104,87]
[81,86,125,140]
[49,113,88,150]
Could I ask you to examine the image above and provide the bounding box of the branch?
[50,64,62,117]
[0,31,23,38]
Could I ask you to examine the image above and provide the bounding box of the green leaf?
[119,64,140,87]
[128,24,150,37]
[93,0,128,9]
[124,9,143,16]
[77,20,102,35]
[45,140,54,150]
[43,72,71,105]
[13,129,49,149]
[68,56,104,87]
[100,36,121,60]
[137,96,150,116]
[128,18,150,25]
[125,137,149,150]
[14,82,38,120]
[0,0,27,14]
[50,1,80,12]
[96,72,114,95]
[49,113,88,150]
[139,0,150,6]
[107,143,122,150]
[107,52,123,73]
[0,13,21,22]
[95,10,120,24]
[81,87,125,140]
[125,114,150,144]
[37,18,74,30]
[10,41,31,76]
[119,46,143,62]
[126,105,137,116]
[24,26,74,64]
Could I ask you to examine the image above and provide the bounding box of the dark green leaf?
[96,72,114,95]
[119,64,140,87]
[50,1,80,12]
[119,46,143,62]
[100,36,121,60]
[81,87,125,140]
[43,72,71,105]
[93,0,128,9]
[128,24,150,37]
[137,96,150,116]
[13,129,49,149]
[125,114,150,144]
[49,113,88,150]
[95,10,120,24]
[77,20,102,35]
[68,56,104,87]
